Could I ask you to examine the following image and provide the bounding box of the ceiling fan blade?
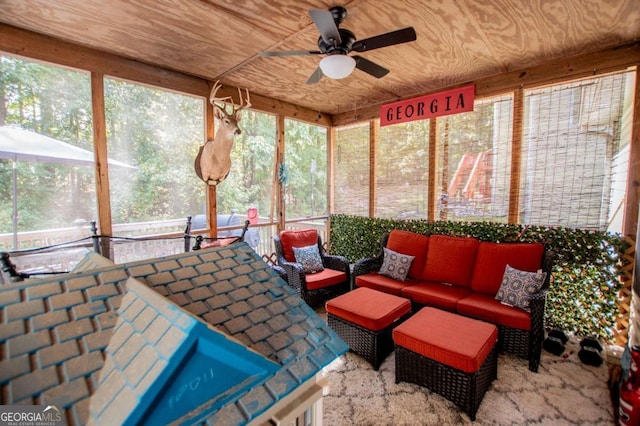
[353,55,389,78]
[305,67,324,85]
[352,27,417,52]
[309,9,341,45]
[260,50,322,57]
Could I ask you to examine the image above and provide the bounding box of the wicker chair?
[273,228,350,307]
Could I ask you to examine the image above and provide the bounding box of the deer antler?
[232,87,251,114]
[209,81,251,114]
[209,81,234,113]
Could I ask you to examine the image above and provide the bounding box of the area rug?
[321,332,616,425]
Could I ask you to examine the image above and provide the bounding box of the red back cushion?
[279,228,318,262]
[386,230,430,279]
[470,242,544,296]
[421,235,479,287]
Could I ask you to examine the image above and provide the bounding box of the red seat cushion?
[280,228,318,262]
[457,293,531,330]
[421,235,479,287]
[393,307,497,373]
[470,242,544,296]
[305,268,347,290]
[200,237,237,248]
[401,282,471,312]
[386,230,430,279]
[355,273,419,296]
[326,287,411,332]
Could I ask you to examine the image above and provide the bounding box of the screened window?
[104,78,205,238]
[284,119,327,219]
[375,120,430,219]
[520,71,633,231]
[216,110,276,224]
[435,95,513,222]
[334,123,370,216]
[0,55,95,251]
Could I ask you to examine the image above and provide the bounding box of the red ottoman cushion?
[326,287,411,332]
[393,307,497,373]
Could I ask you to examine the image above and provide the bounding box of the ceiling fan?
[259,6,417,84]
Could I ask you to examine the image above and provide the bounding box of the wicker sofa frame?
[395,343,498,421]
[327,310,411,370]
[273,234,350,307]
[353,232,554,373]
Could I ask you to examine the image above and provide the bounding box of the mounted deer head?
[195,81,251,185]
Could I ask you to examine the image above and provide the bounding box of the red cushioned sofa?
[353,230,554,372]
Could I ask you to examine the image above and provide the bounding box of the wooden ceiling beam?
[332,42,640,127]
[0,24,208,96]
[0,23,330,126]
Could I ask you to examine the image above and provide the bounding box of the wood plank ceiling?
[0,0,639,119]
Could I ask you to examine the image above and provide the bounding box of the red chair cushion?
[470,242,544,296]
[326,287,411,332]
[355,273,419,296]
[457,293,531,330]
[386,230,430,279]
[420,235,479,287]
[280,228,318,262]
[201,237,237,249]
[305,268,347,290]
[400,282,471,312]
[393,307,498,373]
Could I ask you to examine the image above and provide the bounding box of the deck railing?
[1,216,328,276]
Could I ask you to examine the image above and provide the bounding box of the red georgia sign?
[380,84,475,126]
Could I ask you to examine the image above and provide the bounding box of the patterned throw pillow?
[379,247,415,282]
[293,244,324,274]
[495,264,547,311]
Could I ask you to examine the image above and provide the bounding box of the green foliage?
[0,55,96,232]
[284,119,327,219]
[1,54,327,242]
[103,78,205,223]
[217,110,276,216]
[329,214,629,342]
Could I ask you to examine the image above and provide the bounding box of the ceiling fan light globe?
[319,55,356,79]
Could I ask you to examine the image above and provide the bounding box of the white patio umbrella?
[0,126,135,250]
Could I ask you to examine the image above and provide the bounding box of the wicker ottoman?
[393,307,498,421]
[326,287,411,370]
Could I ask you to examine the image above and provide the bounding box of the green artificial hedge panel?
[329,214,630,342]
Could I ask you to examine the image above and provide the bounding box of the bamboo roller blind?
[333,69,635,233]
